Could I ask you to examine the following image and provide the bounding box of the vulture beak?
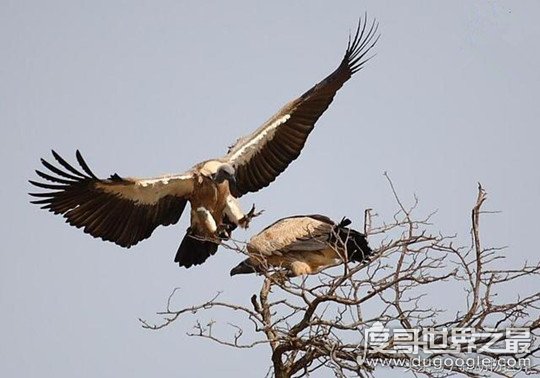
[228,174,238,194]
[230,260,257,276]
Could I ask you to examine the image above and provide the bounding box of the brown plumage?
[226,17,379,196]
[29,16,378,269]
[29,153,247,268]
[230,215,372,277]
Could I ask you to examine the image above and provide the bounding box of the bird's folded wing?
[29,150,194,248]
[250,215,335,256]
[224,16,379,197]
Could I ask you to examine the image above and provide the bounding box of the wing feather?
[248,215,335,257]
[51,149,92,178]
[75,150,99,179]
[29,150,194,248]
[225,16,379,196]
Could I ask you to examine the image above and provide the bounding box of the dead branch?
[140,180,539,377]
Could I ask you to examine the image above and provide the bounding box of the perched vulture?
[29,17,379,269]
[230,215,372,276]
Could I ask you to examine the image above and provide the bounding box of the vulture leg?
[194,207,218,233]
[223,195,245,226]
[289,261,313,276]
[217,217,242,239]
[223,196,263,229]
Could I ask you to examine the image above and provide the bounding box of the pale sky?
[1,1,539,377]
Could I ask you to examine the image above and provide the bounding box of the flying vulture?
[29,17,379,269]
[230,215,372,277]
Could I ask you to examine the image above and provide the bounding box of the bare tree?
[140,176,540,377]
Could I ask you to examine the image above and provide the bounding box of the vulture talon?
[217,228,231,240]
[239,204,264,228]
[270,271,289,286]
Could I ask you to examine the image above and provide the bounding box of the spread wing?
[248,215,336,257]
[224,16,379,197]
[29,150,194,248]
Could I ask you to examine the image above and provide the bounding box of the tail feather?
[174,228,219,268]
[335,220,372,263]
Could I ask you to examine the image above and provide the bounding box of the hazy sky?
[2,1,539,377]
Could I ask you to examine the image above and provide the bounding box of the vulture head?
[230,259,258,276]
[211,163,236,185]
